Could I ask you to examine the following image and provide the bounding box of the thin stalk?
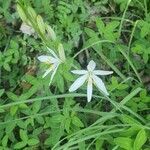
[117,46,142,83]
[127,20,139,72]
[144,0,148,17]
[118,0,131,39]
[73,40,114,58]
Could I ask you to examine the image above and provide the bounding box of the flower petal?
[71,70,87,75]
[49,64,59,85]
[47,47,59,59]
[87,60,96,71]
[42,67,53,78]
[93,70,113,76]
[69,74,87,92]
[92,75,109,95]
[87,77,93,102]
[38,55,56,63]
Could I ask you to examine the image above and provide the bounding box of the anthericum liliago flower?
[38,48,62,85]
[69,60,113,102]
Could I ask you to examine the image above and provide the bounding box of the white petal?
[71,70,87,75]
[69,74,87,92]
[47,47,59,59]
[38,55,56,63]
[42,67,53,78]
[92,75,109,95]
[93,70,113,76]
[49,64,59,86]
[87,77,93,102]
[87,60,96,71]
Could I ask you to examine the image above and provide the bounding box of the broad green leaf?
[84,27,98,38]
[105,21,120,31]
[20,129,28,141]
[133,129,147,150]
[19,85,39,100]
[140,90,147,98]
[51,114,65,123]
[32,101,41,113]
[140,22,150,38]
[114,137,133,150]
[45,127,64,146]
[5,122,16,135]
[104,31,115,41]
[56,73,64,93]
[23,75,38,85]
[10,40,19,49]
[63,58,73,71]
[19,103,28,109]
[96,18,105,35]
[17,120,27,129]
[138,102,147,110]
[72,116,84,127]
[121,126,140,137]
[6,92,18,101]
[63,70,74,81]
[28,138,39,146]
[3,63,11,71]
[65,118,71,133]
[10,106,18,116]
[36,116,45,124]
[84,37,100,51]
[121,114,141,125]
[95,139,104,150]
[5,50,14,57]
[2,135,8,147]
[14,141,27,149]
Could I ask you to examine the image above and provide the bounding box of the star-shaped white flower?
[38,48,61,85]
[69,60,113,102]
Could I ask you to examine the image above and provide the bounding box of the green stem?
[118,0,131,39]
[144,0,148,17]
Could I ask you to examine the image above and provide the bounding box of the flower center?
[44,61,54,69]
[88,71,93,76]
[88,71,93,81]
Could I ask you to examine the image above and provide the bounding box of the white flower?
[38,48,61,85]
[69,60,113,102]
